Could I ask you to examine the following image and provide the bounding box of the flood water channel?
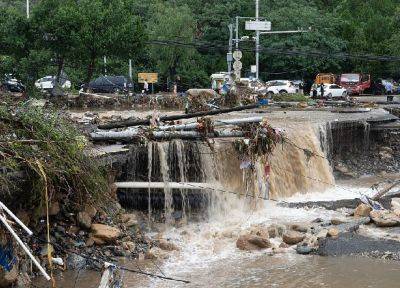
[38,108,400,287]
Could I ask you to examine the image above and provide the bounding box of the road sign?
[245,20,272,31]
[138,73,158,84]
[251,65,257,73]
[233,50,243,61]
[233,61,242,71]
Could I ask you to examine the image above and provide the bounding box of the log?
[98,104,259,129]
[157,116,265,131]
[372,180,400,201]
[115,182,213,190]
[90,129,245,141]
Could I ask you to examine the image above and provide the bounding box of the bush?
[272,93,308,102]
[0,99,109,212]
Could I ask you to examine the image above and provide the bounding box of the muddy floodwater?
[38,255,400,287]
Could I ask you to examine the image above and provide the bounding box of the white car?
[310,84,348,99]
[264,80,298,95]
[35,76,71,90]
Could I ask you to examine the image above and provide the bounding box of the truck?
[339,73,371,95]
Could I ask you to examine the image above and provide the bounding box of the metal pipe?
[0,201,33,235]
[0,214,51,281]
[115,182,213,190]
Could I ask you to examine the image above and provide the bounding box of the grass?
[0,97,109,214]
[272,93,308,102]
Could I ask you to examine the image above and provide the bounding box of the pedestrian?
[320,84,325,98]
[143,80,149,94]
[312,85,318,98]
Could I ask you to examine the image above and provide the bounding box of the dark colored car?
[84,76,133,93]
[1,74,25,92]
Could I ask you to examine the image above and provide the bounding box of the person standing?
[320,84,325,98]
[143,80,149,94]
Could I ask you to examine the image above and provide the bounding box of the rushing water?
[37,115,400,287]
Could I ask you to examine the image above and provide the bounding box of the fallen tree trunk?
[90,129,246,141]
[98,104,259,129]
[158,116,265,131]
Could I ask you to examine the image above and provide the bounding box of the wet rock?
[354,204,372,217]
[282,231,305,245]
[327,228,339,238]
[92,236,106,245]
[236,235,271,251]
[311,218,323,223]
[336,217,370,233]
[249,225,270,239]
[316,229,328,239]
[379,147,393,160]
[120,213,138,227]
[370,210,400,227]
[391,198,400,211]
[91,224,121,243]
[157,239,179,251]
[267,226,277,238]
[77,212,92,229]
[122,241,136,252]
[331,218,346,225]
[335,163,356,178]
[86,237,95,247]
[296,244,314,255]
[145,247,168,260]
[66,254,86,270]
[84,205,97,219]
[67,225,80,235]
[290,223,309,233]
[279,242,290,248]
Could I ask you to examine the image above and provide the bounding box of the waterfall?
[117,125,340,219]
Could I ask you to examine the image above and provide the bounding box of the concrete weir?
[92,109,400,220]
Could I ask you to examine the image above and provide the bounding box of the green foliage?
[1,0,400,89]
[0,100,109,210]
[272,93,308,102]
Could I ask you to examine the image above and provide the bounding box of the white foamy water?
[148,185,370,288]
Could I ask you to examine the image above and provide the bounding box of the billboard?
[138,73,158,84]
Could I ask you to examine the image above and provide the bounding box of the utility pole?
[255,0,260,80]
[129,59,132,80]
[26,0,30,19]
[227,24,234,74]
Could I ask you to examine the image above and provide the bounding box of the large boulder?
[120,213,138,227]
[77,211,92,229]
[354,204,372,217]
[370,210,400,227]
[236,234,271,251]
[91,224,121,243]
[282,231,305,245]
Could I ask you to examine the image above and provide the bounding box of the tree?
[74,0,145,84]
[147,2,200,87]
[31,0,81,80]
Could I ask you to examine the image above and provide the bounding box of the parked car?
[310,83,348,99]
[339,73,371,95]
[83,76,133,93]
[1,74,25,92]
[35,74,71,90]
[263,80,298,96]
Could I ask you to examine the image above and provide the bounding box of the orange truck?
[315,73,336,85]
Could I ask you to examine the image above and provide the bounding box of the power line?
[146,38,400,63]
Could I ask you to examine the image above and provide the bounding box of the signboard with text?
[245,20,271,31]
[138,73,158,84]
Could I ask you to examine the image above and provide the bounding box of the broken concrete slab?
[318,232,400,259]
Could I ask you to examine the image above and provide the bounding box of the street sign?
[251,65,257,73]
[245,20,272,31]
[233,50,243,61]
[233,61,242,71]
[138,73,158,84]
[227,52,233,62]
